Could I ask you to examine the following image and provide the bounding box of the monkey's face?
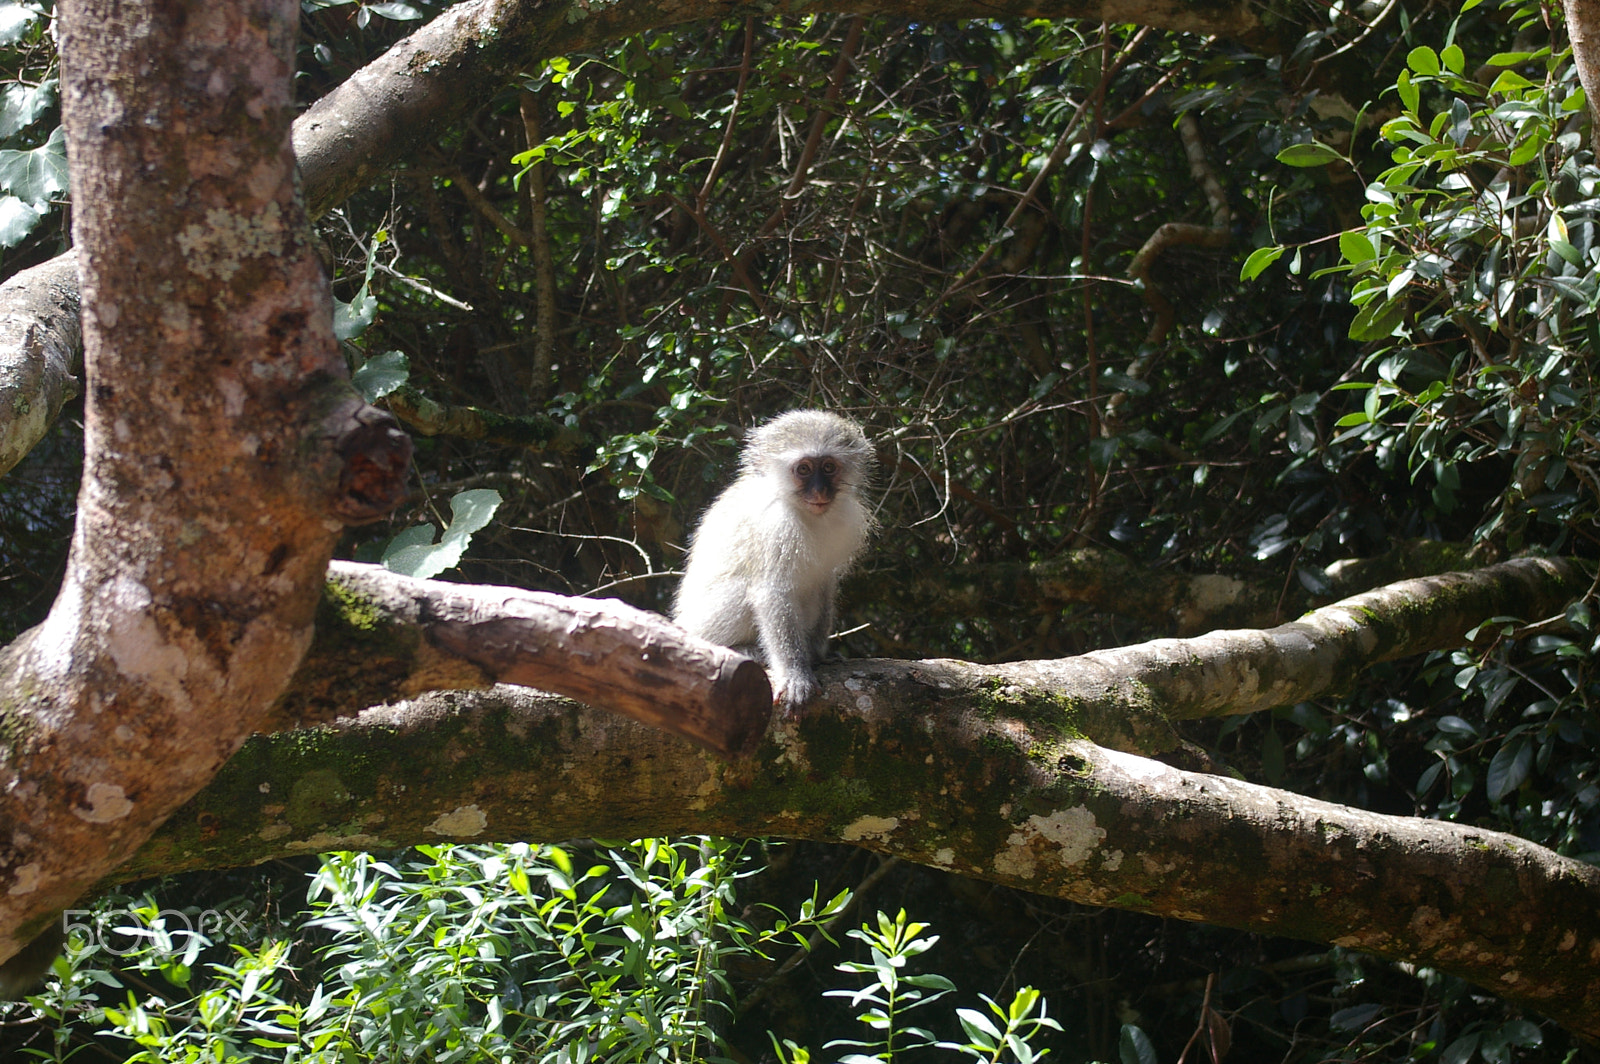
[791,455,842,515]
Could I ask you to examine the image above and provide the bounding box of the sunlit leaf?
[1277,141,1343,167]
[351,350,409,401]
[1240,245,1285,281]
[0,79,55,138]
[1406,46,1440,75]
[1397,70,1419,114]
[0,193,44,247]
[0,125,67,205]
[1339,230,1376,266]
[0,1,37,43]
[382,490,503,579]
[365,1,423,18]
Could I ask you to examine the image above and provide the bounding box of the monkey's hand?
[771,669,821,714]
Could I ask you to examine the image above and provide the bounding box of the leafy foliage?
[0,1,59,258]
[8,842,862,1063]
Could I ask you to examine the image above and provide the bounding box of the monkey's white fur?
[674,411,874,710]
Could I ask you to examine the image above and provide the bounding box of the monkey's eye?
[820,458,839,477]
[794,459,815,478]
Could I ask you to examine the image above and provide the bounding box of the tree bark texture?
[266,555,1589,759]
[1071,555,1586,724]
[277,561,772,757]
[0,0,364,963]
[1563,0,1600,154]
[125,682,1600,1041]
[0,253,80,476]
[850,539,1498,638]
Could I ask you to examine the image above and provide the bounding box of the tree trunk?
[0,0,404,963]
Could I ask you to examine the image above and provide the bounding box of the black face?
[793,455,842,514]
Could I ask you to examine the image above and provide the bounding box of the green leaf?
[1199,407,1251,443]
[1549,237,1583,267]
[382,490,502,579]
[1119,1024,1159,1064]
[1441,44,1465,74]
[0,125,67,206]
[1489,69,1535,93]
[1088,435,1120,473]
[1442,1034,1481,1064]
[1407,46,1441,75]
[1332,1003,1384,1031]
[1507,131,1545,166]
[1386,268,1415,300]
[1486,737,1533,802]
[0,79,54,138]
[1276,141,1343,167]
[1397,70,1419,114]
[0,1,38,44]
[1348,296,1406,340]
[1499,1019,1543,1047]
[366,1,423,17]
[332,286,377,341]
[351,350,409,401]
[0,193,44,247]
[1240,245,1285,281]
[1339,230,1377,266]
[955,1007,1003,1042]
[1417,760,1444,795]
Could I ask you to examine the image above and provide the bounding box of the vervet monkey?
[674,410,875,712]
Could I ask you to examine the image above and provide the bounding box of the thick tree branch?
[128,681,1600,1041]
[850,538,1500,637]
[384,384,583,449]
[267,557,1588,760]
[1075,555,1588,723]
[277,561,772,756]
[0,253,80,476]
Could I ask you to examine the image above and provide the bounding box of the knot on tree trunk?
[331,403,412,525]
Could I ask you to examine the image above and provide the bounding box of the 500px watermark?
[61,909,254,957]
